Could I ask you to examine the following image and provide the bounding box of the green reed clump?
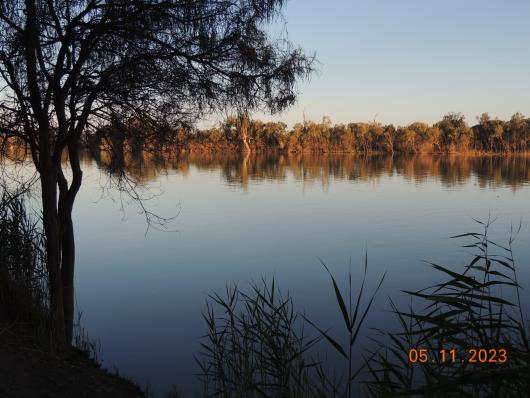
[0,189,49,331]
[365,219,530,397]
[197,279,326,398]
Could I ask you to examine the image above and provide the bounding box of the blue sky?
[252,0,530,126]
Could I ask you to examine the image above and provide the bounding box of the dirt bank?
[0,321,144,398]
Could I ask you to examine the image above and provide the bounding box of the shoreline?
[0,321,145,398]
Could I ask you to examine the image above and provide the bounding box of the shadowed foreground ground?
[0,322,144,398]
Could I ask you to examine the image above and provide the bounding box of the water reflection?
[83,146,530,191]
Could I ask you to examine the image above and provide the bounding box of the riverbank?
[0,190,145,397]
[0,320,144,398]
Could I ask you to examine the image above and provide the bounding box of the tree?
[435,113,470,152]
[381,124,395,155]
[474,113,493,151]
[474,113,507,152]
[506,113,528,151]
[0,0,313,345]
[396,126,414,153]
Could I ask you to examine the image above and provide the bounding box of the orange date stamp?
[408,348,507,364]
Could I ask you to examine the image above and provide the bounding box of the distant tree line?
[83,112,530,155]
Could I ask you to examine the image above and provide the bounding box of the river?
[69,152,530,396]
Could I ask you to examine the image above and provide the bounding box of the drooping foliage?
[0,0,314,345]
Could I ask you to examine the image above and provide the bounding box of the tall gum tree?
[0,0,313,345]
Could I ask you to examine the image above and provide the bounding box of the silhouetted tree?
[0,0,313,345]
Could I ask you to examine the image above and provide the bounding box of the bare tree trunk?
[58,169,75,346]
[60,212,75,345]
[41,170,66,345]
[242,133,251,153]
[39,141,83,347]
[58,142,83,346]
[240,113,251,153]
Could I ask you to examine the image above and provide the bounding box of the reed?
[199,220,529,397]
[365,219,530,397]
[197,259,386,397]
[0,187,101,357]
[197,279,324,397]
[304,256,386,398]
[0,188,50,337]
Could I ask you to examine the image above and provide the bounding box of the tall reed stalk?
[304,255,386,398]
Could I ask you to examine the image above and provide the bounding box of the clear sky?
[251,0,530,126]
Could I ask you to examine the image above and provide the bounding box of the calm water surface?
[71,153,530,396]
